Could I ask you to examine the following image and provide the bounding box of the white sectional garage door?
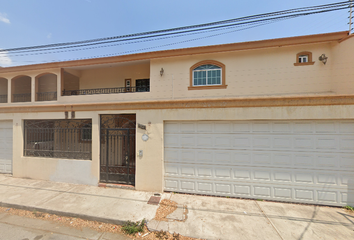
[164,121,354,206]
[0,121,13,174]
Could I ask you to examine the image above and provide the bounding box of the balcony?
[62,86,150,96]
[36,92,57,101]
[13,93,31,103]
[0,95,7,103]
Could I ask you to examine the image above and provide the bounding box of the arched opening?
[35,73,57,101]
[0,78,8,103]
[12,76,31,103]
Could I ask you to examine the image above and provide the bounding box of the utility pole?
[350,0,353,34]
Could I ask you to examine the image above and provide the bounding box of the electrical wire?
[0,4,349,57]
[0,1,350,54]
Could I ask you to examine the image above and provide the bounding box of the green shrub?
[121,219,145,235]
[344,205,354,211]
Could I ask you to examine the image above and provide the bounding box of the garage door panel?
[273,136,292,149]
[164,121,354,206]
[315,122,336,133]
[272,122,292,133]
[196,150,214,163]
[0,121,12,174]
[166,148,350,171]
[272,153,292,166]
[164,176,354,205]
[165,163,350,189]
[274,187,292,199]
[180,122,196,133]
[339,137,354,150]
[316,155,338,168]
[294,122,314,133]
[233,122,251,132]
[339,122,354,133]
[197,122,214,133]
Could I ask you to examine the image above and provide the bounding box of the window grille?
[24,119,92,160]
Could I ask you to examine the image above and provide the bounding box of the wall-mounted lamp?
[319,54,328,65]
[160,68,164,76]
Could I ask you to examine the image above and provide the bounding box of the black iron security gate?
[100,115,136,185]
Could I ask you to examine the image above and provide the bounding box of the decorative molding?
[1,95,354,113]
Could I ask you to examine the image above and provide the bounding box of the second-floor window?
[298,55,308,63]
[193,64,221,86]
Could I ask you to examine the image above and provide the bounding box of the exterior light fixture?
[160,68,164,76]
[319,54,328,65]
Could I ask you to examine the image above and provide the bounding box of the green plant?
[155,230,168,240]
[121,219,145,235]
[256,199,264,201]
[344,205,354,211]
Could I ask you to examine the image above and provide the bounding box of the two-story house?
[0,31,353,206]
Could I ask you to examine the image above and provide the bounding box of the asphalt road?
[0,212,130,240]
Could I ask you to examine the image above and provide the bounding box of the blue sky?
[0,0,350,67]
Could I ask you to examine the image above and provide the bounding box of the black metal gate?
[100,115,136,185]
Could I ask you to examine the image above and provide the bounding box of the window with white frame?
[298,55,308,63]
[193,64,221,86]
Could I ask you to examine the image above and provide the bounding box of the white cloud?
[0,50,12,67]
[0,13,10,24]
[47,33,52,39]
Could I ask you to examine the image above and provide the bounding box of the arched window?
[193,64,221,86]
[189,60,226,90]
[294,51,315,66]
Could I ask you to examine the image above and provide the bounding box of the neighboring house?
[0,31,353,207]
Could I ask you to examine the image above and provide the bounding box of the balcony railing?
[0,94,7,103]
[13,93,31,103]
[36,92,57,101]
[62,86,150,96]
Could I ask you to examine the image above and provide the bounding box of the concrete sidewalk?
[0,175,354,240]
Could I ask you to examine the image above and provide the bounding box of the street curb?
[0,202,126,226]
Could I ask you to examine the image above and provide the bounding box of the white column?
[31,76,35,102]
[57,70,62,101]
[7,78,11,103]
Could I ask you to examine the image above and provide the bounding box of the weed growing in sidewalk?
[121,219,145,235]
[155,230,168,240]
[344,205,354,211]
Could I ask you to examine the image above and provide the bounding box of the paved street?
[0,212,130,240]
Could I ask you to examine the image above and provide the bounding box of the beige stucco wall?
[11,111,100,185]
[1,35,354,192]
[79,61,150,89]
[331,36,354,94]
[150,42,336,100]
[4,103,354,192]
[2,38,354,106]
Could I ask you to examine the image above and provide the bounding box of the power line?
[0,4,349,57]
[0,1,350,54]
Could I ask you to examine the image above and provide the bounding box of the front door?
[100,115,136,185]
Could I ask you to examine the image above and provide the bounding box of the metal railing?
[36,92,57,101]
[24,120,92,160]
[62,86,150,96]
[13,93,31,102]
[0,94,7,103]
